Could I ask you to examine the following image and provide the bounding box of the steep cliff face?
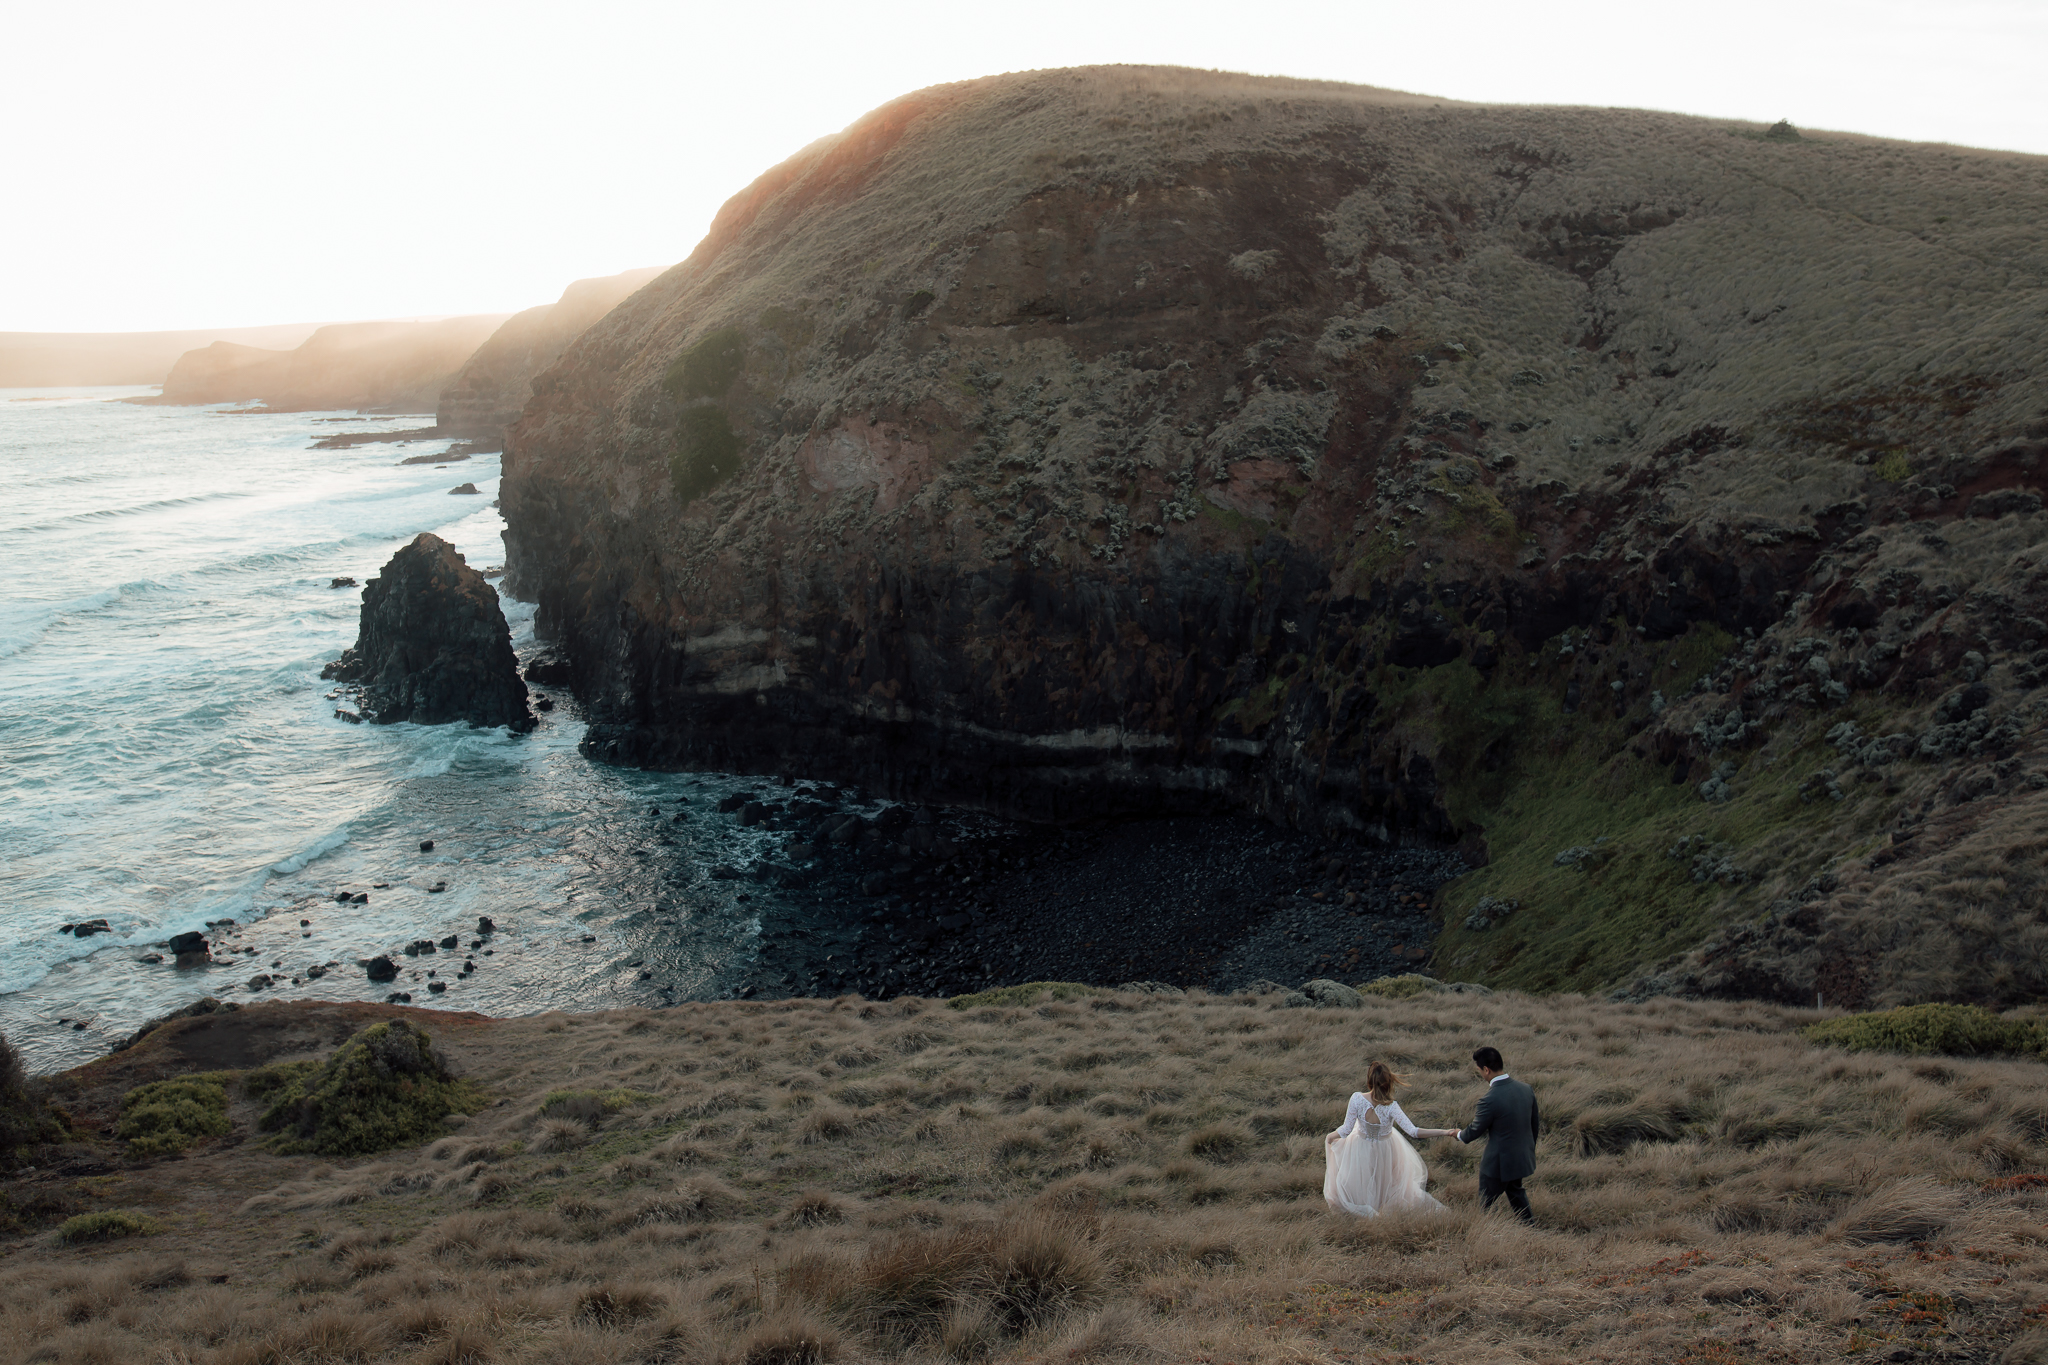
[503,67,2048,1005]
[150,316,509,412]
[436,268,665,443]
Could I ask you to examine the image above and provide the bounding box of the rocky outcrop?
[323,534,533,731]
[436,268,665,445]
[145,316,510,413]
[501,67,2048,1005]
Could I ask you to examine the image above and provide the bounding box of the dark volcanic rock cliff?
[325,534,534,731]
[503,67,2048,1007]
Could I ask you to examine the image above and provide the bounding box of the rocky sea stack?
[324,533,534,731]
[502,67,2048,1008]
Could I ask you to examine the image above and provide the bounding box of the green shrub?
[242,1058,318,1101]
[1803,1003,2048,1059]
[57,1209,162,1244]
[117,1074,232,1156]
[662,326,746,400]
[0,1032,67,1166]
[1874,449,1911,482]
[670,406,745,504]
[946,983,1102,1011]
[1357,974,1438,1000]
[257,1020,484,1156]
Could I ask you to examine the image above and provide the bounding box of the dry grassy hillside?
[4,988,2046,1364]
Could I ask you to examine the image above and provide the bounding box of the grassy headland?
[2,990,2044,1363]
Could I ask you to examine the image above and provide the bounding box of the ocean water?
[0,389,851,1074]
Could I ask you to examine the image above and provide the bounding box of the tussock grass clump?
[1803,1003,2048,1058]
[1357,974,1438,999]
[538,1087,657,1126]
[116,1074,231,1156]
[56,1210,163,1244]
[946,982,1102,1011]
[256,1020,484,1156]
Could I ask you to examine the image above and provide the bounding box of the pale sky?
[4,0,2043,334]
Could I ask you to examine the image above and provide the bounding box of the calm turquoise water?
[0,390,819,1073]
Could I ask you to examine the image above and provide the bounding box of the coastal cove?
[0,393,1458,1074]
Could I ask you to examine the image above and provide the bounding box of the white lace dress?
[1323,1093,1444,1217]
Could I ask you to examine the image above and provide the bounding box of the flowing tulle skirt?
[1323,1131,1444,1217]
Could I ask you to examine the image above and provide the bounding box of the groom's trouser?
[1479,1174,1532,1222]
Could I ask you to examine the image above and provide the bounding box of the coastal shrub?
[257,1020,484,1156]
[1874,449,1911,482]
[0,1032,66,1165]
[1802,1003,2047,1059]
[242,1058,318,1102]
[56,1209,163,1244]
[662,326,746,400]
[670,406,746,504]
[946,982,1102,1011]
[1357,973,1438,999]
[117,1074,232,1156]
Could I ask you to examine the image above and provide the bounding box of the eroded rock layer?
[325,533,534,731]
[503,67,2048,1006]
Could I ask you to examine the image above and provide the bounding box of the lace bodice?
[1334,1092,1420,1141]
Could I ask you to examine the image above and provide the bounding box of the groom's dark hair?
[1472,1046,1505,1072]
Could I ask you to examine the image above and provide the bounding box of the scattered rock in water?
[246,974,273,991]
[63,919,112,938]
[428,981,447,994]
[305,964,327,980]
[420,839,435,852]
[334,709,363,724]
[365,956,399,983]
[321,532,535,731]
[428,881,447,894]
[477,916,495,934]
[329,576,357,589]
[139,953,163,964]
[448,482,480,495]
[167,931,209,966]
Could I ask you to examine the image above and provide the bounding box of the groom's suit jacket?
[1457,1077,1539,1182]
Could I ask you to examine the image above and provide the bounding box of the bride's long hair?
[1366,1062,1406,1105]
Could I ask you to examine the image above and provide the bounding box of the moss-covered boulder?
[257,1020,483,1156]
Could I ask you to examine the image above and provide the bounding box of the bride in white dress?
[1324,1062,1454,1217]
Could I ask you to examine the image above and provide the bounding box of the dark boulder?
[449,482,481,495]
[167,931,210,967]
[330,576,357,589]
[365,956,399,983]
[321,533,534,731]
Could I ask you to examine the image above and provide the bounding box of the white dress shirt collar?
[1488,1073,1511,1085]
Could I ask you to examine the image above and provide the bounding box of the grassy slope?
[2,993,2045,1364]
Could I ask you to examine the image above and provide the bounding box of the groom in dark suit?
[1450,1046,1538,1222]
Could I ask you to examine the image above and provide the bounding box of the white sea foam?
[0,390,790,1071]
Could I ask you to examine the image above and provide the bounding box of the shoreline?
[8,779,1467,1075]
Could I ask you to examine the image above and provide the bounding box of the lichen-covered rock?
[323,533,532,731]
[1285,978,1363,1009]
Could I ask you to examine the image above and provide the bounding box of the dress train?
[1323,1123,1443,1217]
